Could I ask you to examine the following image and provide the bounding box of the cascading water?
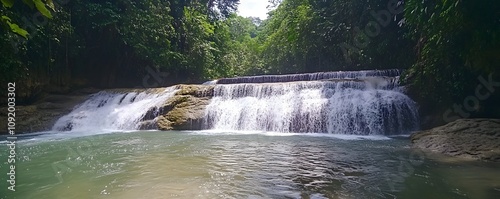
[203,69,419,135]
[52,87,177,131]
[52,69,417,135]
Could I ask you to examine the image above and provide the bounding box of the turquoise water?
[1,131,500,199]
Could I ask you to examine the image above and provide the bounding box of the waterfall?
[51,69,418,135]
[203,70,419,135]
[52,87,177,131]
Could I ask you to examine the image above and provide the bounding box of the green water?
[1,131,500,199]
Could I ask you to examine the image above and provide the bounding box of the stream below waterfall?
[1,131,500,199]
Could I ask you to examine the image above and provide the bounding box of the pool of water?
[1,131,500,199]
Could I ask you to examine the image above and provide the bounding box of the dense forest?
[1,0,499,124]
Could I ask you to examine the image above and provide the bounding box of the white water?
[52,87,178,131]
[204,76,419,135]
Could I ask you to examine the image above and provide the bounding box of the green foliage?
[118,0,175,69]
[1,16,28,38]
[258,0,413,74]
[217,14,265,76]
[403,0,500,107]
[260,0,313,73]
[1,0,14,8]
[1,0,54,34]
[33,0,53,18]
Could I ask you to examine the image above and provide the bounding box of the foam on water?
[188,130,392,140]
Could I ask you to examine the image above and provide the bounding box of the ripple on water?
[5,131,500,199]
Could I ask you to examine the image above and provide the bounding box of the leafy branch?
[1,0,54,38]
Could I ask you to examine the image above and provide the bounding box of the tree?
[258,0,412,74]
[402,0,500,117]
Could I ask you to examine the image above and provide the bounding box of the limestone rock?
[411,119,500,162]
[150,84,214,131]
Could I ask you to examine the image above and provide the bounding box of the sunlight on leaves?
[1,16,29,39]
[33,0,53,18]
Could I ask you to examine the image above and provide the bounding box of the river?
[2,130,499,199]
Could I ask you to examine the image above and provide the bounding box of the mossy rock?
[154,85,214,131]
[175,84,214,97]
[158,95,210,130]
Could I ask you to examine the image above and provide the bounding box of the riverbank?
[411,119,500,162]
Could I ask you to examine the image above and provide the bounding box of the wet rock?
[411,119,500,162]
[154,85,214,130]
[138,120,158,130]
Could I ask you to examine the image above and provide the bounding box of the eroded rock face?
[141,84,214,131]
[411,119,500,162]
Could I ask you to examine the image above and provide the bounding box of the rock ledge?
[411,119,500,162]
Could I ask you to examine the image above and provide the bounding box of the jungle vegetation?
[1,0,499,119]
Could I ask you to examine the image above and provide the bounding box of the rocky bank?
[411,119,500,162]
[0,88,98,134]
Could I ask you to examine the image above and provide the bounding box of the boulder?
[411,119,500,162]
[151,84,214,130]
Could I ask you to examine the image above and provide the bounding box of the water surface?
[1,131,500,199]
